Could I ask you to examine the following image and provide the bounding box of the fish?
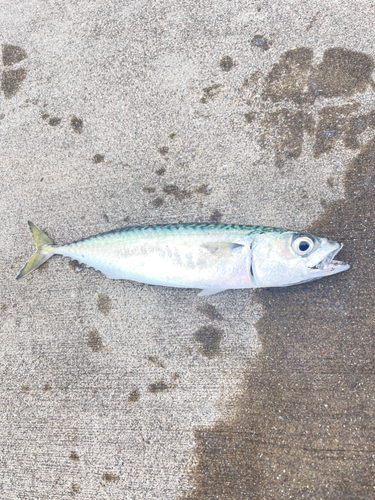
[17,221,350,296]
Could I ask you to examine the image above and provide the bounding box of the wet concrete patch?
[249,47,375,166]
[97,294,111,315]
[2,44,27,66]
[87,328,104,352]
[128,389,140,402]
[184,139,375,499]
[70,116,83,133]
[1,68,27,98]
[196,304,223,321]
[220,56,233,72]
[147,380,170,393]
[194,326,223,358]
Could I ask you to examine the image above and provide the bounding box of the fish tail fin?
[16,222,55,280]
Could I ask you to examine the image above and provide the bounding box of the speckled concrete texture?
[0,0,374,498]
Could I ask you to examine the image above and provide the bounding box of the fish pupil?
[299,241,310,252]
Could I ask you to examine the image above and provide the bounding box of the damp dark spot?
[93,154,105,163]
[97,294,111,316]
[220,56,233,72]
[69,451,80,462]
[158,146,169,156]
[200,84,222,104]
[71,483,80,495]
[147,356,165,368]
[103,213,109,223]
[155,167,166,176]
[261,108,315,165]
[163,184,191,200]
[209,210,223,223]
[172,372,180,380]
[244,112,256,123]
[48,117,61,126]
[147,380,170,393]
[21,385,30,393]
[197,304,223,321]
[169,132,177,139]
[262,48,313,103]
[42,113,50,120]
[142,187,156,193]
[43,383,51,392]
[71,116,83,134]
[185,138,375,499]
[128,389,140,402]
[308,48,375,99]
[194,325,223,358]
[152,197,164,208]
[314,103,359,157]
[102,473,119,483]
[0,304,7,312]
[251,35,271,51]
[87,328,103,352]
[68,260,84,272]
[2,45,27,66]
[123,216,130,223]
[1,68,28,99]
[195,184,209,195]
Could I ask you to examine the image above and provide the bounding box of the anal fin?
[198,288,228,297]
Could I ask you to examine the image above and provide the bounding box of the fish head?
[251,230,350,288]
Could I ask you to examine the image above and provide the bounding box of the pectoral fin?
[201,242,244,257]
[198,288,228,297]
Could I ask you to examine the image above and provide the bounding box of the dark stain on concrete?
[200,84,222,104]
[155,167,166,176]
[69,451,80,462]
[262,48,313,103]
[183,138,375,499]
[209,210,223,223]
[158,146,169,156]
[194,326,223,358]
[197,304,223,321]
[93,154,105,163]
[142,187,156,193]
[97,294,111,315]
[2,44,27,66]
[48,117,61,126]
[163,184,191,200]
[148,356,165,368]
[244,112,256,123]
[308,48,374,99]
[42,113,50,120]
[251,35,271,51]
[147,380,170,393]
[152,197,164,208]
[252,47,375,165]
[71,116,83,134]
[71,482,80,495]
[220,56,233,72]
[260,108,315,166]
[43,383,51,392]
[102,473,119,483]
[314,104,360,157]
[21,385,30,393]
[1,68,27,98]
[103,213,109,222]
[128,389,140,402]
[169,132,177,139]
[87,328,103,352]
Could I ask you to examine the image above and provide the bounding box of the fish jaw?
[306,242,350,279]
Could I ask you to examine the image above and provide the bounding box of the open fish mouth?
[309,244,349,272]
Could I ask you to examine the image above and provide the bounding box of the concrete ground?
[0,0,374,498]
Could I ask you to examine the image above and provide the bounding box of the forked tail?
[16,222,55,280]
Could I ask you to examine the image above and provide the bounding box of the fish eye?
[292,236,314,256]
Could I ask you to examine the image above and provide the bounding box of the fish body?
[17,222,350,296]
